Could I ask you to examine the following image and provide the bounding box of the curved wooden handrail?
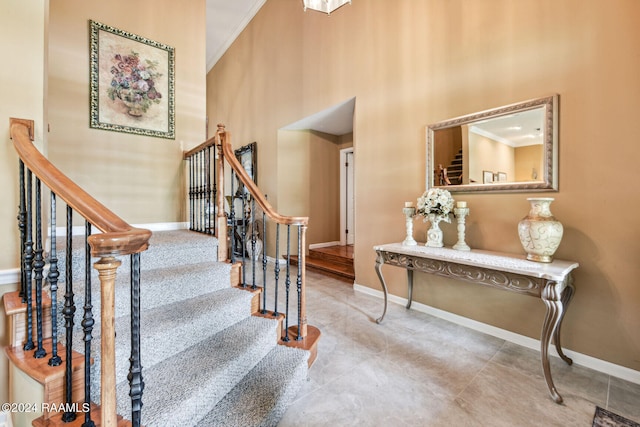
[183,135,217,159]
[216,124,309,226]
[10,120,151,257]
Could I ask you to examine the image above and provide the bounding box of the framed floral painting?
[89,20,175,139]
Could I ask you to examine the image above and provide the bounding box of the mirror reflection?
[427,95,558,193]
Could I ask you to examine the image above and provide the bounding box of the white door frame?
[339,148,355,246]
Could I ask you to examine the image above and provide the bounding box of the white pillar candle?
[405,201,415,208]
[457,201,467,208]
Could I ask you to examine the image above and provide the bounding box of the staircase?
[292,245,354,283]
[7,229,310,426]
[446,149,464,185]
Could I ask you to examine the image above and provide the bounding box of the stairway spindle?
[296,225,303,341]
[23,169,35,351]
[229,172,237,263]
[282,225,290,342]
[211,145,218,235]
[261,209,268,314]
[129,252,145,427]
[48,192,62,366]
[81,221,96,427]
[62,205,77,422]
[206,145,213,234]
[33,177,46,358]
[18,160,27,302]
[198,150,204,233]
[267,223,277,318]
[250,195,257,290]
[240,192,247,287]
[188,156,194,231]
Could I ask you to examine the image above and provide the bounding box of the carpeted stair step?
[115,315,282,427]
[55,230,219,283]
[197,345,309,427]
[84,287,255,402]
[55,260,232,326]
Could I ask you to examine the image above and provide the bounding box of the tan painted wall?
[515,144,544,181]
[468,133,514,183]
[275,129,341,253]
[0,0,48,408]
[47,0,206,225]
[207,0,640,371]
[0,0,47,270]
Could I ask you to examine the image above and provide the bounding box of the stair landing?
[292,245,354,283]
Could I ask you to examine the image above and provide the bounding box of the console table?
[373,243,578,404]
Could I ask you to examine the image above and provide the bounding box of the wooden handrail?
[183,136,217,159]
[10,119,151,257]
[215,124,309,227]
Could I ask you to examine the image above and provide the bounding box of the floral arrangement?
[416,188,454,223]
[108,51,162,115]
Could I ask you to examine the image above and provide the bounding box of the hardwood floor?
[292,245,354,283]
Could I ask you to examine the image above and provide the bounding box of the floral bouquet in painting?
[416,188,454,247]
[108,51,163,116]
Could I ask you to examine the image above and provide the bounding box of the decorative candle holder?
[453,206,470,251]
[402,207,417,246]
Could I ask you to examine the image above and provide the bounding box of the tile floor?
[278,271,640,427]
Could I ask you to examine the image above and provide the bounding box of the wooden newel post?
[299,224,308,338]
[216,123,228,261]
[94,256,122,427]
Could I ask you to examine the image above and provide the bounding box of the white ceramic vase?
[517,198,563,262]
[426,214,444,248]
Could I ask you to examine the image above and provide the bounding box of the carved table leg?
[554,279,575,365]
[406,269,414,309]
[541,279,569,404]
[375,251,388,324]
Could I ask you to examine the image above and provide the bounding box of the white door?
[340,148,355,245]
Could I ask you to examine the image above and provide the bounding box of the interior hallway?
[278,270,640,426]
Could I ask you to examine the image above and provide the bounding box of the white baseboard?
[0,268,20,286]
[353,283,640,385]
[309,241,341,249]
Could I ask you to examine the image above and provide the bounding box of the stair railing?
[185,124,314,343]
[10,118,151,427]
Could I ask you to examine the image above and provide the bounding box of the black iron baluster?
[199,150,204,233]
[229,171,237,263]
[48,192,62,366]
[261,209,268,313]
[206,146,212,234]
[33,178,46,358]
[296,225,303,341]
[212,146,218,235]
[188,156,194,231]
[129,253,144,427]
[18,160,27,301]
[240,193,247,287]
[82,221,96,427]
[61,205,76,423]
[282,225,290,342]
[23,169,35,351]
[250,196,257,290]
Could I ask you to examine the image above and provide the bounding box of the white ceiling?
[470,108,545,147]
[206,0,266,72]
[206,0,355,135]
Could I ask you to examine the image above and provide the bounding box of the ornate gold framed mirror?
[426,94,558,193]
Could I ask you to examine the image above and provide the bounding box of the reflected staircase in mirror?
[446,149,464,185]
[291,245,354,283]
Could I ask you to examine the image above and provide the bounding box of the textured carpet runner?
[55,230,309,427]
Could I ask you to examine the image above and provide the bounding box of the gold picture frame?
[89,20,175,139]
